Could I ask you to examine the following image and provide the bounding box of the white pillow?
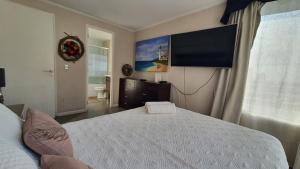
[0,103,22,145]
[0,104,39,167]
[0,140,39,169]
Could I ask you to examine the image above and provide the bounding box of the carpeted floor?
[55,98,124,124]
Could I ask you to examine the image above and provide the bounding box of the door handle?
[43,70,54,73]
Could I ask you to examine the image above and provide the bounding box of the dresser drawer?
[119,78,170,109]
[124,79,135,90]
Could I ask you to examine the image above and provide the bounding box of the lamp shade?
[0,68,5,87]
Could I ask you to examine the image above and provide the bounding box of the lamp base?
[0,88,4,104]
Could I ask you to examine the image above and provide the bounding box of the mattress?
[63,107,289,169]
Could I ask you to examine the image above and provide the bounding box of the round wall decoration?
[122,64,133,77]
[58,33,85,62]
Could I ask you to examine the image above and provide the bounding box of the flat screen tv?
[171,24,237,67]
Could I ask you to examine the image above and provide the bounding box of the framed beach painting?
[135,36,170,72]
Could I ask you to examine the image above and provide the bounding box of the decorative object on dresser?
[119,78,171,109]
[121,64,133,77]
[0,68,5,104]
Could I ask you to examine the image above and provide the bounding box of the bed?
[63,107,289,169]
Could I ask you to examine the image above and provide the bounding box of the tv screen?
[171,24,237,67]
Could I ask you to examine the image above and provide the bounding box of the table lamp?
[0,68,6,104]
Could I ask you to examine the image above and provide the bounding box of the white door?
[0,1,56,116]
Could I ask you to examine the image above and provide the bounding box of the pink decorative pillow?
[41,155,92,169]
[23,109,73,157]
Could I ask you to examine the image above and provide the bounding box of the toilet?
[94,86,106,99]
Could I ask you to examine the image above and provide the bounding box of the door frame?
[52,14,58,116]
[85,24,115,108]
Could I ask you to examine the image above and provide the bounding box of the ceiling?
[47,0,225,31]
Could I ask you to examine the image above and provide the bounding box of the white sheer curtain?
[210,1,264,123]
[241,9,300,166]
[242,10,300,125]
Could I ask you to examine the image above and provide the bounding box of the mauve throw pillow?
[23,109,73,157]
[41,155,92,169]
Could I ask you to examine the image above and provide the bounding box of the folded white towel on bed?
[145,102,176,114]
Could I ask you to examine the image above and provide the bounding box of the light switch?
[64,64,69,70]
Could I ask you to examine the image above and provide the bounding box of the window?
[242,10,300,125]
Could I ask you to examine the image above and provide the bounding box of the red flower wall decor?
[58,33,85,62]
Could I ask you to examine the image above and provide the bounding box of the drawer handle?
[142,93,147,96]
[124,102,127,105]
[124,95,128,98]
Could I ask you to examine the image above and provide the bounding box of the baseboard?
[111,103,119,108]
[56,108,88,116]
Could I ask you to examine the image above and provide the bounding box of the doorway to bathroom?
[86,26,113,113]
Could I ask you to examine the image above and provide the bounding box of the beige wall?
[11,0,135,115]
[8,0,225,115]
[134,3,226,114]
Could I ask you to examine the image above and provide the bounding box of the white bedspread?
[63,107,289,169]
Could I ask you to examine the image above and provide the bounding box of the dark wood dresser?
[119,78,171,109]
